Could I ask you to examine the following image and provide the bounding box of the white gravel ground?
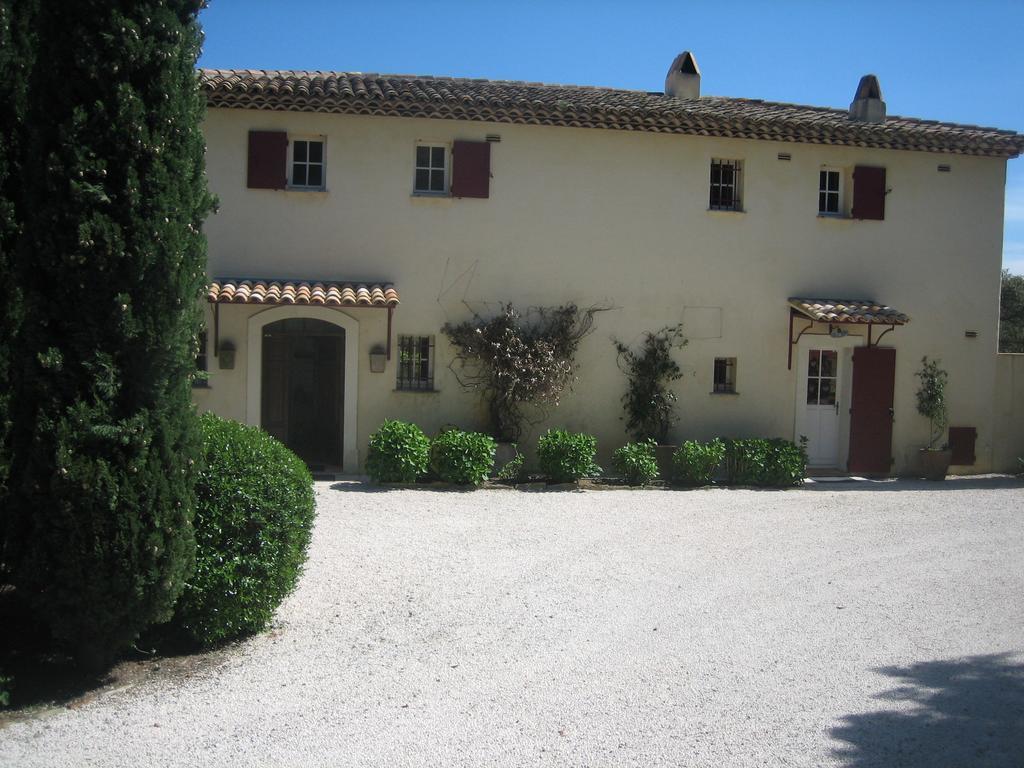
[2,477,1023,767]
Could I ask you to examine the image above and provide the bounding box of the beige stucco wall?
[993,354,1024,472]
[194,106,1010,474]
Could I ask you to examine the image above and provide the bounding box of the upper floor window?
[818,169,841,215]
[289,138,325,190]
[414,145,448,194]
[397,335,435,391]
[709,159,742,211]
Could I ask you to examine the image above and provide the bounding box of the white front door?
[800,348,840,467]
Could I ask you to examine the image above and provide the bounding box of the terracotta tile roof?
[200,69,1024,158]
[208,279,399,307]
[789,298,909,325]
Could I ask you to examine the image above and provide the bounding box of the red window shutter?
[852,165,886,220]
[247,130,288,190]
[450,140,490,198]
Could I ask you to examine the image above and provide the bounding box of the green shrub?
[366,420,430,483]
[537,429,601,483]
[672,439,725,486]
[172,414,315,647]
[0,672,11,708]
[496,447,525,482]
[721,438,807,487]
[430,428,496,486]
[612,440,659,485]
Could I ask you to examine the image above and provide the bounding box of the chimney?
[848,74,886,123]
[665,51,700,99]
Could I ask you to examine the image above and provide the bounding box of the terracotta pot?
[919,448,952,481]
[654,444,677,483]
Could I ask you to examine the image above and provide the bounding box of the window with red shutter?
[247,130,288,190]
[450,140,491,199]
[852,165,886,220]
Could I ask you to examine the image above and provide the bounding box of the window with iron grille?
[713,357,736,393]
[193,330,209,388]
[289,137,325,190]
[397,335,435,391]
[818,169,841,214]
[709,159,742,211]
[414,145,448,194]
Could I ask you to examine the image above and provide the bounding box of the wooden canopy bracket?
[867,322,896,347]
[788,308,815,370]
[386,306,393,360]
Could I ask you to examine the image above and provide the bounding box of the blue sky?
[198,0,1024,273]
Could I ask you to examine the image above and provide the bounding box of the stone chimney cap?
[665,51,701,99]
[854,74,883,101]
[849,73,886,123]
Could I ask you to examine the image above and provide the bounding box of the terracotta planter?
[919,448,952,481]
[654,444,677,483]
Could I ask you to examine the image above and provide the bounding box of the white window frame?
[413,143,449,195]
[288,136,326,191]
[818,168,842,216]
[709,158,742,212]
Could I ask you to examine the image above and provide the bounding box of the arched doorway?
[261,318,345,469]
[247,306,360,472]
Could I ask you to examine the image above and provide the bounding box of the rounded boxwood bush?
[612,439,659,485]
[537,428,601,483]
[366,419,430,483]
[430,428,496,486]
[672,438,725,487]
[173,413,315,646]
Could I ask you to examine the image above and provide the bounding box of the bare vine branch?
[442,303,608,440]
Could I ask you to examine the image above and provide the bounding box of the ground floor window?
[713,357,736,393]
[397,335,434,391]
[193,330,209,387]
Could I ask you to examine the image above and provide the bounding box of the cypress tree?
[0,0,36,522]
[5,0,213,667]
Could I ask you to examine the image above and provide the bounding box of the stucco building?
[193,53,1024,475]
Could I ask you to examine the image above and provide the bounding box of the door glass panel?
[808,351,820,377]
[820,350,837,377]
[819,378,836,405]
[806,378,819,404]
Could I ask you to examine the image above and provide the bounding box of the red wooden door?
[848,346,896,474]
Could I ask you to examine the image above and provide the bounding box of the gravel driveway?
[2,477,1023,767]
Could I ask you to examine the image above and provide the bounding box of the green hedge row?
[673,438,807,487]
[364,421,806,488]
[366,420,497,486]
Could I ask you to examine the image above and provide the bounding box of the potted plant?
[915,356,951,480]
[613,325,687,479]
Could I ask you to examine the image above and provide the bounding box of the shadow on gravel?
[328,481,480,494]
[0,586,223,715]
[831,653,1024,767]
[804,476,1024,492]
[326,476,1024,494]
